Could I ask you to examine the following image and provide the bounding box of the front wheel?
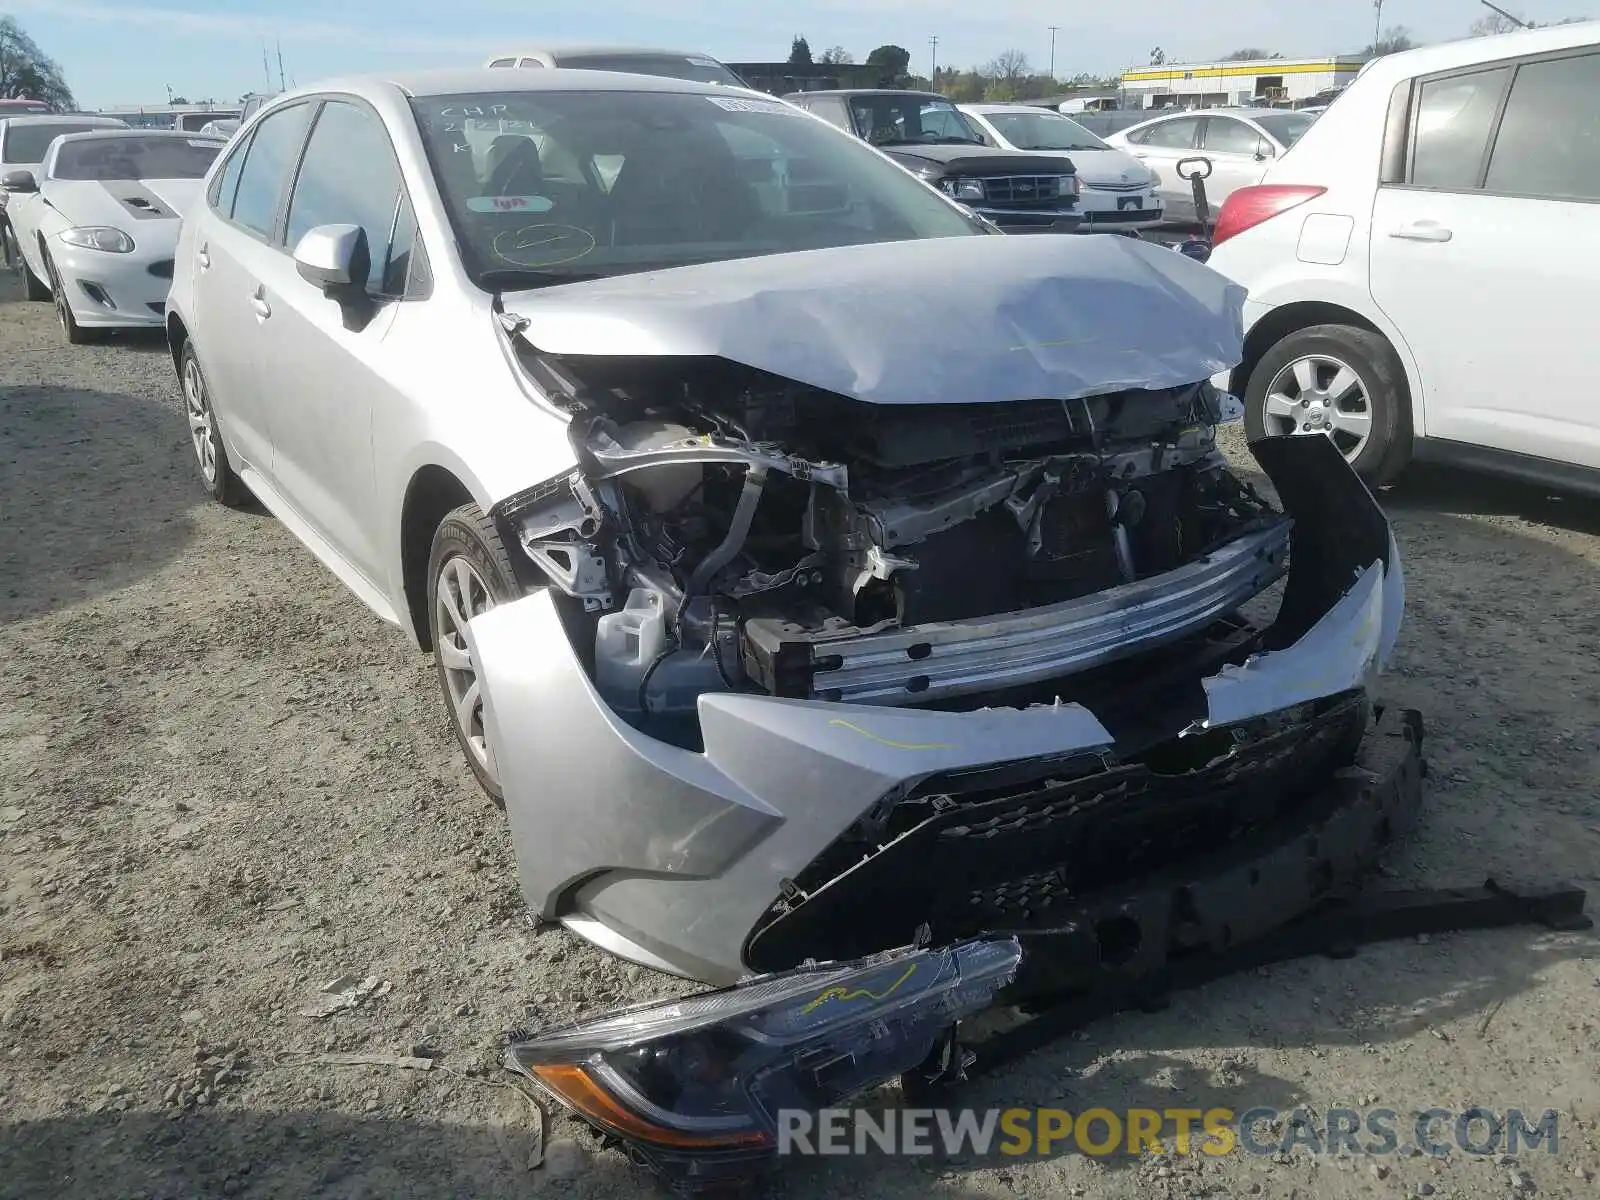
[13,232,49,301]
[426,504,522,805]
[45,252,97,345]
[180,342,251,507]
[1244,323,1413,487]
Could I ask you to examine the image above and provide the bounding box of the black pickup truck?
[781,89,1082,233]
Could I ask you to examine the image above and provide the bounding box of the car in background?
[0,113,129,264]
[782,89,1082,231]
[1205,21,1600,492]
[1107,107,1319,222]
[959,103,1163,232]
[198,118,241,138]
[175,111,239,132]
[484,45,748,87]
[3,129,224,342]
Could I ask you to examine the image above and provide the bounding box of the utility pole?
[1372,0,1384,49]
[261,40,272,90]
[276,41,286,91]
[929,35,939,85]
[1048,25,1059,81]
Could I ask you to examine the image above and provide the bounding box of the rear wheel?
[1244,323,1412,487]
[426,504,522,806]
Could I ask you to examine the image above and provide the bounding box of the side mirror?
[1,169,38,194]
[292,223,369,300]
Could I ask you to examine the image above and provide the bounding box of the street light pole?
[929,35,939,85]
[1048,26,1059,81]
[1372,0,1384,49]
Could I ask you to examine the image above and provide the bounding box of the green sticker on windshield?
[468,195,554,214]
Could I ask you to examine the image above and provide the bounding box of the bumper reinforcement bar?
[903,705,1593,1095]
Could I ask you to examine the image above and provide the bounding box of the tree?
[865,44,912,78]
[819,46,853,65]
[1468,11,1520,34]
[1222,48,1283,61]
[788,37,813,67]
[1362,26,1417,56]
[981,48,1035,101]
[0,17,76,111]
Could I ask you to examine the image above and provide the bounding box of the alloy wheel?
[1262,354,1373,461]
[182,354,218,485]
[434,555,498,785]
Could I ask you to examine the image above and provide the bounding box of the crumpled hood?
[42,177,204,228]
[508,234,1246,406]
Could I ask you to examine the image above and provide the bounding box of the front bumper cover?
[468,432,1404,986]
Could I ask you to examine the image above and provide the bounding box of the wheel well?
[166,312,188,373]
[401,466,475,650]
[1233,302,1383,396]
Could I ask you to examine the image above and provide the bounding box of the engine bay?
[502,346,1284,743]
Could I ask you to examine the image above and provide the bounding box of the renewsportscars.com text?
[777,1106,1561,1159]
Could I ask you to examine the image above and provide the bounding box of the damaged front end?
[468,236,1418,1186]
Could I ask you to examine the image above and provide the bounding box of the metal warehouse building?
[1118,56,1367,109]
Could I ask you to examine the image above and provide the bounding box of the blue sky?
[8,0,1594,108]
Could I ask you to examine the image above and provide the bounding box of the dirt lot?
[2,268,1599,1200]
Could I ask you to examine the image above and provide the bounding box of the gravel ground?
[2,267,1598,1200]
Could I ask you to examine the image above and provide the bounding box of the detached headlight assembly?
[939,177,985,202]
[60,226,135,253]
[505,937,1020,1188]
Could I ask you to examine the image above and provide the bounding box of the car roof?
[788,89,944,100]
[269,67,749,103]
[51,128,227,145]
[489,45,724,59]
[961,103,1067,113]
[0,114,128,127]
[1357,17,1599,83]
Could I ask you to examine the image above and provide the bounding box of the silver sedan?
[165,69,1404,992]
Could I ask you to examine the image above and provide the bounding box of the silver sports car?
[167,69,1405,992]
[3,128,224,343]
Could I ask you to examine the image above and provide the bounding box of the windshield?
[411,90,984,289]
[847,95,984,146]
[557,54,745,87]
[3,123,112,164]
[983,111,1109,152]
[1251,112,1317,147]
[52,135,223,180]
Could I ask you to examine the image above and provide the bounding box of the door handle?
[1389,221,1453,243]
[249,288,271,320]
[197,243,210,270]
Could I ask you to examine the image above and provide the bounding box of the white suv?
[1206,22,1600,493]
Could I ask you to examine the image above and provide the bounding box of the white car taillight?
[1212,185,1327,247]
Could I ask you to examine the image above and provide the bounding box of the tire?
[45,252,97,344]
[179,342,251,507]
[426,503,522,806]
[1244,323,1413,487]
[15,234,49,301]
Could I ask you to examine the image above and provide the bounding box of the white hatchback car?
[1108,108,1319,223]
[1205,22,1600,491]
[958,104,1164,232]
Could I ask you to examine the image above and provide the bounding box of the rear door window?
[1140,117,1201,149]
[1483,51,1600,201]
[1200,117,1265,155]
[1407,66,1510,190]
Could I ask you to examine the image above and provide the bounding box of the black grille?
[976,174,1075,209]
[147,259,174,279]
